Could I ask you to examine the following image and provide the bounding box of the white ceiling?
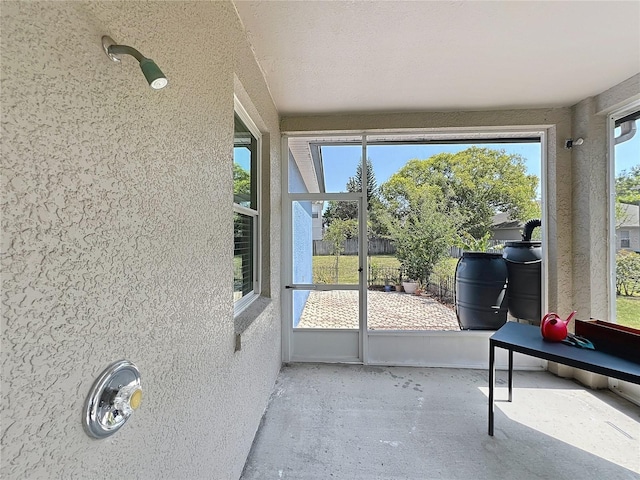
[234,1,640,116]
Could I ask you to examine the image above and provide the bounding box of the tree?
[356,157,378,204]
[324,218,358,283]
[379,147,539,239]
[385,189,460,283]
[323,158,387,235]
[615,201,634,229]
[616,166,640,205]
[233,163,251,204]
[616,250,640,296]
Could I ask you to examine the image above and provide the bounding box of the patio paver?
[297,290,460,330]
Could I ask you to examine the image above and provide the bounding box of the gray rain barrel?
[455,252,508,330]
[503,241,542,323]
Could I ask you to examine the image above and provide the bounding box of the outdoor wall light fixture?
[564,137,584,149]
[102,36,168,90]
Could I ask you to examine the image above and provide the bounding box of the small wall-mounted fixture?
[84,360,143,438]
[102,36,168,89]
[564,138,584,149]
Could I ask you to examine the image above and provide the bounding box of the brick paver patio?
[297,290,460,330]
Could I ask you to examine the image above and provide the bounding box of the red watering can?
[540,311,577,342]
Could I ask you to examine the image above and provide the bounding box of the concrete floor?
[241,364,640,480]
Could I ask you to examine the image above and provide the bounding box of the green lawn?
[313,255,400,284]
[312,255,462,284]
[616,296,640,329]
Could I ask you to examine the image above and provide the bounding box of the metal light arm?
[102,36,168,90]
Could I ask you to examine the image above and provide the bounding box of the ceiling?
[233,1,640,116]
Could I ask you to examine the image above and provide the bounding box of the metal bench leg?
[488,341,495,436]
[508,348,513,402]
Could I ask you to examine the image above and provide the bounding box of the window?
[611,106,639,328]
[620,230,630,249]
[233,101,260,313]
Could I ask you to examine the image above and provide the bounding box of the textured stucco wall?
[595,73,640,114]
[281,109,574,316]
[571,97,609,320]
[572,77,640,322]
[1,2,281,479]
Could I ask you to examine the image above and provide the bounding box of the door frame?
[281,129,550,368]
[281,134,368,363]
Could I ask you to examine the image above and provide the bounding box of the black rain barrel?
[503,241,542,323]
[455,252,508,330]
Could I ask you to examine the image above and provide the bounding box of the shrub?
[616,250,640,296]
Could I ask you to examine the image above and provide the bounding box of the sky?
[321,143,543,195]
[320,124,639,195]
[615,121,640,176]
[236,123,640,196]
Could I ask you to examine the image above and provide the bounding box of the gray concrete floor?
[242,364,640,480]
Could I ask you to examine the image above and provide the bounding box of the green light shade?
[139,58,168,90]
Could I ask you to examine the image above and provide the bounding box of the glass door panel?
[286,135,364,363]
[294,290,359,329]
[613,114,640,327]
[291,200,360,330]
[288,136,363,194]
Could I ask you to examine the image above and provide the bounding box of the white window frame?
[234,96,261,316]
[607,100,640,322]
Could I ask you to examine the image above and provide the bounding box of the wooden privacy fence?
[313,239,503,257]
[313,237,396,256]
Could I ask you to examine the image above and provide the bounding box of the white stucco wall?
[1,2,281,479]
[572,74,640,321]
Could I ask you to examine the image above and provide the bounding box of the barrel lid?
[461,252,503,258]
[505,241,541,247]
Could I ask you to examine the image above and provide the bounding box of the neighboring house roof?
[618,203,640,228]
[288,138,323,193]
[491,212,522,231]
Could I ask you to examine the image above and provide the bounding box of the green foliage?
[369,260,382,283]
[387,191,459,283]
[324,218,358,282]
[455,231,495,252]
[323,158,389,236]
[356,157,378,204]
[616,250,640,296]
[616,166,640,205]
[431,257,458,279]
[379,147,539,238]
[233,163,251,204]
[615,201,635,228]
[323,200,358,227]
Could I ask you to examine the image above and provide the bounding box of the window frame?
[233,96,261,316]
[608,101,640,322]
